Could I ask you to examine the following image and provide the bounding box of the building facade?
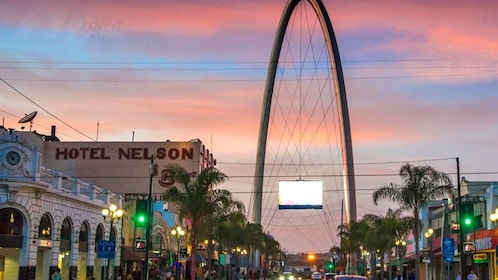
[417,178,498,280]
[1,125,217,280]
[0,127,123,280]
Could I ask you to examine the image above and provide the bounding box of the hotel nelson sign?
[54,146,194,161]
[45,142,207,194]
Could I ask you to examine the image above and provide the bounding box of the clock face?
[6,150,21,166]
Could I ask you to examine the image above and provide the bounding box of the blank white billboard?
[278,180,323,209]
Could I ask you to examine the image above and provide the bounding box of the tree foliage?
[372,163,453,280]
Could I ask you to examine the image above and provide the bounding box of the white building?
[0,127,123,280]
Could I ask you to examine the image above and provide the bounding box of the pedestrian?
[456,271,462,280]
[394,271,403,280]
[408,269,415,280]
[51,267,61,280]
[133,268,142,280]
[467,270,477,280]
[232,268,240,280]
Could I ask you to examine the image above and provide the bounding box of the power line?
[0,76,96,141]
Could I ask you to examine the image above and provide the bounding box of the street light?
[490,208,498,227]
[102,204,123,280]
[425,228,434,280]
[395,239,406,279]
[172,226,185,280]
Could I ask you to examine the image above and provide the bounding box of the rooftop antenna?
[18,111,37,132]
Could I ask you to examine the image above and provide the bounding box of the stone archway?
[0,208,24,279]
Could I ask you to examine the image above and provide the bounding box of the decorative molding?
[9,189,18,202]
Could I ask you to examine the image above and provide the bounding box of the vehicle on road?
[332,275,368,280]
[324,273,336,280]
[311,272,322,280]
[279,271,301,280]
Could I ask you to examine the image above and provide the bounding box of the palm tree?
[336,222,361,274]
[363,209,413,280]
[202,189,245,280]
[372,163,453,280]
[335,223,351,274]
[162,164,231,280]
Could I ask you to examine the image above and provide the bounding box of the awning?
[122,246,145,262]
[389,259,411,266]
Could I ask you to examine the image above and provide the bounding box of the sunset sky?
[1,0,498,253]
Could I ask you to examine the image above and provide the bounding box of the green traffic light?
[136,214,147,226]
[464,217,472,225]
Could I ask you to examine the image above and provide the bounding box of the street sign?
[97,240,116,259]
[179,248,187,261]
[445,255,454,263]
[442,237,454,263]
[423,256,431,263]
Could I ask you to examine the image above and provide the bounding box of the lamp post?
[395,239,406,279]
[172,226,185,280]
[102,204,123,280]
[425,228,434,280]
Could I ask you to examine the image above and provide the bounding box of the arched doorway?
[59,217,73,280]
[77,221,90,280]
[151,232,167,278]
[0,208,24,280]
[94,224,104,280]
[36,213,53,280]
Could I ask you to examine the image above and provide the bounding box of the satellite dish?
[18,111,37,124]
[18,111,37,132]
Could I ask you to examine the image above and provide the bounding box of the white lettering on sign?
[474,237,492,250]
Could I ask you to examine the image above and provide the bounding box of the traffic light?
[135,200,149,227]
[327,260,335,272]
[460,202,474,232]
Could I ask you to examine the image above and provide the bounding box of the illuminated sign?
[278,180,323,209]
[38,239,52,247]
[463,242,475,253]
[134,239,146,251]
[473,253,487,261]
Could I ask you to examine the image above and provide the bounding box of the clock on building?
[5,150,21,166]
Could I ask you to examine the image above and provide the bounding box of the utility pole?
[457,157,464,278]
[144,156,158,280]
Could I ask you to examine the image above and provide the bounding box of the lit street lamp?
[490,208,498,227]
[425,228,434,280]
[395,239,406,279]
[172,226,185,280]
[102,204,123,280]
